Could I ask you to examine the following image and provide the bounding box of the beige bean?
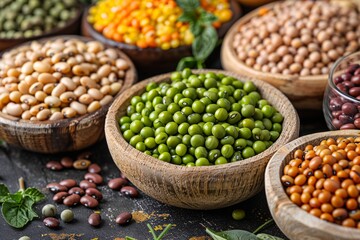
[0,92,10,104]
[101,78,110,86]
[53,72,62,80]
[64,46,78,56]
[116,59,129,70]
[105,48,118,59]
[75,54,85,63]
[72,76,80,85]
[70,101,87,115]
[24,75,37,86]
[51,53,65,64]
[60,92,77,103]
[9,91,21,103]
[7,68,20,77]
[30,116,37,121]
[29,103,48,116]
[5,83,18,92]
[43,83,56,95]
[67,57,77,67]
[31,71,39,79]
[44,96,61,107]
[37,109,51,121]
[0,87,9,94]
[5,103,23,117]
[35,91,47,102]
[49,111,63,121]
[90,73,100,82]
[97,65,111,78]
[83,52,96,62]
[38,73,57,84]
[110,82,122,95]
[21,62,34,74]
[21,110,32,120]
[100,95,113,106]
[73,86,86,97]
[100,85,111,95]
[62,107,77,118]
[80,77,98,88]
[88,88,103,100]
[2,77,19,84]
[60,77,77,91]
[87,41,104,53]
[51,83,66,97]
[78,94,94,105]
[72,65,90,76]
[21,103,30,111]
[50,107,61,113]
[87,101,101,113]
[33,61,51,73]
[20,94,37,105]
[29,82,44,95]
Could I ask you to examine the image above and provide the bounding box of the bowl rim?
[328,51,360,104]
[221,1,340,81]
[82,0,242,52]
[265,130,360,238]
[0,3,83,42]
[0,34,137,128]
[105,69,300,172]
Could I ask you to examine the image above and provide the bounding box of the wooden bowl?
[221,2,329,110]
[81,1,242,73]
[265,130,360,240]
[0,5,83,53]
[105,69,300,210]
[0,35,137,154]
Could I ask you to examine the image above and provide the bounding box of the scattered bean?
[60,157,74,168]
[116,212,132,225]
[84,173,103,185]
[79,180,97,189]
[88,213,101,227]
[59,179,77,188]
[63,194,81,207]
[60,209,74,223]
[46,161,63,171]
[108,178,128,190]
[43,217,60,229]
[46,183,68,193]
[73,159,91,170]
[68,187,85,196]
[53,192,69,203]
[41,204,57,218]
[121,186,139,198]
[85,188,103,201]
[80,195,99,208]
[88,163,101,174]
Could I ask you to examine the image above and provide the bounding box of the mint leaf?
[8,192,23,203]
[207,228,258,240]
[1,196,37,228]
[176,57,198,71]
[192,26,217,61]
[190,22,203,36]
[256,234,284,240]
[176,0,199,12]
[0,184,10,203]
[23,188,45,203]
[199,11,218,25]
[178,12,196,23]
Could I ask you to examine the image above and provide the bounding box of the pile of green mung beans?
[119,69,283,166]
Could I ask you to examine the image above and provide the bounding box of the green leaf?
[178,12,196,23]
[190,22,203,36]
[1,196,38,228]
[176,0,200,12]
[23,188,45,203]
[8,192,23,203]
[192,26,218,61]
[256,233,284,240]
[176,57,198,71]
[206,228,258,240]
[0,184,10,203]
[199,11,218,25]
[125,237,137,240]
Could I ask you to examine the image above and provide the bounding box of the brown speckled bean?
[63,194,81,207]
[46,182,68,193]
[88,213,101,227]
[60,157,73,168]
[108,178,128,190]
[116,212,132,225]
[43,217,60,229]
[59,179,77,188]
[85,188,103,201]
[121,186,139,198]
[79,180,97,189]
[68,187,85,196]
[73,159,91,170]
[53,192,69,203]
[88,163,101,173]
[46,161,63,171]
[84,173,103,185]
[80,195,99,208]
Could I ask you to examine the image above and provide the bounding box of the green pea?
[166,87,180,98]
[171,155,182,165]
[190,134,205,147]
[130,135,143,147]
[241,118,255,129]
[165,122,178,135]
[167,103,180,114]
[120,123,130,132]
[123,130,135,142]
[248,91,261,103]
[189,76,202,88]
[178,122,190,135]
[214,108,228,121]
[203,122,214,136]
[155,132,168,144]
[175,144,187,156]
[182,134,191,146]
[253,108,263,120]
[232,209,246,220]
[167,136,182,149]
[127,105,135,116]
[145,137,156,149]
[234,138,247,150]
[221,76,233,85]
[232,80,243,89]
[241,105,255,118]
[186,162,195,167]
[221,144,234,158]
[253,141,266,154]
[182,88,197,100]
[187,113,202,124]
[158,144,169,154]
[262,105,275,118]
[272,123,282,133]
[158,111,172,124]
[153,119,164,128]
[272,112,284,123]
[208,149,221,162]
[188,124,203,135]
[181,106,193,116]
[152,154,159,158]
[182,154,195,164]
[260,129,271,141]
[206,104,220,114]
[233,89,246,101]
[212,124,226,139]
[221,136,235,145]
[174,93,184,103]
[120,116,131,125]
[200,97,212,106]
[129,120,143,133]
[42,204,57,217]
[228,111,242,124]
[159,152,171,162]
[204,78,217,89]
[217,98,231,111]
[195,146,208,159]
[152,96,163,106]
[171,71,182,81]
[254,120,265,130]
[141,108,151,116]
[252,128,262,140]
[173,111,186,124]
[162,96,173,106]
[131,96,142,106]
[270,131,280,141]
[182,68,192,78]
[130,113,141,121]
[136,142,146,151]
[205,136,219,150]
[243,81,257,93]
[155,127,165,135]
[140,127,154,138]
[215,157,228,165]
[195,158,210,166]
[204,91,218,102]
[238,127,251,139]
[188,146,196,155]
[225,126,239,138]
[202,113,216,123]
[240,95,255,106]
[192,100,205,113]
[231,103,242,112]
[242,147,255,159]
[231,151,243,162]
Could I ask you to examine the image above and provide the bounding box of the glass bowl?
[323,51,360,130]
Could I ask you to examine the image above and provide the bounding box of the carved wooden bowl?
[265,130,360,240]
[0,35,137,153]
[105,69,299,209]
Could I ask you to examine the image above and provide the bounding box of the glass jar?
[323,51,360,130]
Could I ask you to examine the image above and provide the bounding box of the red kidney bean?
[53,192,69,203]
[68,187,85,196]
[329,97,343,111]
[46,183,68,193]
[88,163,101,173]
[342,73,353,81]
[79,180,97,189]
[88,213,101,227]
[355,68,360,76]
[349,87,360,97]
[334,76,343,84]
[43,217,60,229]
[342,103,358,116]
[120,186,139,198]
[332,118,342,129]
[77,151,92,160]
[84,173,103,184]
[347,64,360,74]
[59,179,77,188]
[116,212,132,225]
[337,83,347,93]
[63,194,81,206]
[60,157,73,168]
[340,123,356,130]
[80,195,99,208]
[108,178,128,190]
[354,118,360,128]
[343,81,354,89]
[351,76,360,85]
[339,114,353,124]
[46,161,63,171]
[332,110,342,118]
[85,188,103,201]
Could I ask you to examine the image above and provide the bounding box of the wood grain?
[0,35,137,154]
[221,2,328,110]
[81,0,242,72]
[105,69,300,210]
[265,130,360,240]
